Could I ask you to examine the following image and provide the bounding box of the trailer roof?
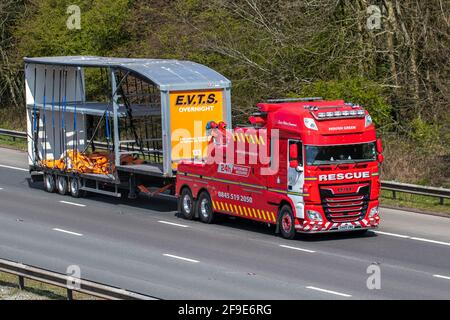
[24,56,231,91]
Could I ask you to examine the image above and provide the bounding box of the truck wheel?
[44,173,55,193]
[279,205,296,239]
[69,177,84,198]
[179,188,195,220]
[197,191,214,224]
[56,175,68,195]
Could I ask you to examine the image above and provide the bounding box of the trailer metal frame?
[24,56,232,198]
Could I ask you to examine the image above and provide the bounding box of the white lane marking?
[373,231,409,238]
[52,228,83,237]
[0,188,3,190]
[374,231,450,247]
[410,237,450,247]
[158,220,189,228]
[163,254,199,263]
[59,200,86,207]
[279,244,316,253]
[306,286,352,297]
[0,164,28,172]
[433,274,450,280]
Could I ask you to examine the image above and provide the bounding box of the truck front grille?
[319,184,370,223]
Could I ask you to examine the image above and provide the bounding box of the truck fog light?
[369,206,379,217]
[307,210,323,221]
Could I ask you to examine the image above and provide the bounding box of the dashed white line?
[59,200,86,207]
[374,230,450,246]
[433,274,450,281]
[373,231,409,238]
[158,220,189,228]
[0,164,28,172]
[163,254,199,263]
[279,244,316,253]
[0,187,3,190]
[306,286,352,297]
[52,228,83,237]
[410,237,450,247]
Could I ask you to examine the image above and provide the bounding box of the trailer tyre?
[179,188,195,220]
[69,177,84,198]
[197,191,214,224]
[56,175,68,195]
[279,205,296,239]
[44,174,56,193]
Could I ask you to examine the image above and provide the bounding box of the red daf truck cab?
[176,98,383,239]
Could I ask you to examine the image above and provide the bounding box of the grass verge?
[381,189,450,215]
[0,135,27,151]
[0,271,100,300]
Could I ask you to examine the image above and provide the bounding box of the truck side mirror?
[289,143,298,159]
[376,138,383,153]
[377,154,384,163]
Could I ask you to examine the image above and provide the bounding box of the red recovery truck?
[175,98,383,239]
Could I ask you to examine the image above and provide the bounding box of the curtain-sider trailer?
[25,56,231,198]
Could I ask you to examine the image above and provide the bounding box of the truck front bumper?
[294,215,380,233]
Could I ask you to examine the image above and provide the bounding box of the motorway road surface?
[0,147,449,299]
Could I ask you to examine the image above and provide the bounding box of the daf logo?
[337,187,353,193]
[319,171,370,182]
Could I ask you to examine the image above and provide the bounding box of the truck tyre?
[197,191,214,224]
[44,173,56,193]
[69,177,84,198]
[279,205,296,239]
[179,188,195,220]
[56,175,68,195]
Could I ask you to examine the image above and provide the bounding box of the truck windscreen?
[306,142,376,165]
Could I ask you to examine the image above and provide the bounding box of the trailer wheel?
[44,173,56,193]
[197,191,214,224]
[56,175,68,195]
[279,205,296,239]
[179,188,195,220]
[69,177,84,198]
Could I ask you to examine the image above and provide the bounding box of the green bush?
[15,0,131,57]
[408,117,444,153]
[295,78,392,128]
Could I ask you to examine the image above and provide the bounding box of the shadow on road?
[27,177,377,242]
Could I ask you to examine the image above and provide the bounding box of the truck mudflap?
[295,216,380,233]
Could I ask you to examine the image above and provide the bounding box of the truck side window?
[289,141,303,166]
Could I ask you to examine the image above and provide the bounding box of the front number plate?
[338,224,355,231]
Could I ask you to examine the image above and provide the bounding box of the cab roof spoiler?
[265,97,323,103]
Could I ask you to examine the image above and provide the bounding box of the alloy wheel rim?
[200,198,209,217]
[58,177,66,191]
[70,179,78,193]
[282,214,292,232]
[183,195,192,213]
[46,175,53,190]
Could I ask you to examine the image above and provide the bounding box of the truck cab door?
[287,140,305,219]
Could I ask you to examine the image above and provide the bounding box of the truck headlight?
[369,206,379,217]
[304,118,318,131]
[365,114,373,127]
[307,210,323,221]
